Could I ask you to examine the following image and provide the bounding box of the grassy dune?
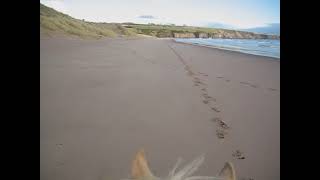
[40,3,137,38]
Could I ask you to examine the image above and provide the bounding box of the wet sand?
[40,36,279,180]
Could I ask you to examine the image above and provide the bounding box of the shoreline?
[171,38,280,59]
[41,33,279,59]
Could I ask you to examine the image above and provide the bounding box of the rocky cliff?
[173,30,279,39]
[173,32,196,38]
[127,24,280,39]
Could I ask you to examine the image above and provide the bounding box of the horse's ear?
[219,162,236,180]
[131,148,153,179]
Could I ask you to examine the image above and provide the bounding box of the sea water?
[174,38,280,59]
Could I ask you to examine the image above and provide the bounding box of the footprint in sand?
[211,117,220,122]
[232,150,246,160]
[187,71,194,76]
[184,66,192,72]
[267,88,278,91]
[240,81,251,85]
[193,80,206,86]
[202,93,216,102]
[216,76,224,79]
[203,100,209,104]
[210,107,221,113]
[240,81,259,88]
[202,92,208,97]
[211,117,230,129]
[218,120,230,129]
[219,121,229,129]
[213,117,230,139]
[193,79,201,86]
[225,79,231,82]
[56,144,63,148]
[194,77,201,81]
[216,129,228,139]
[198,72,209,77]
[193,77,205,83]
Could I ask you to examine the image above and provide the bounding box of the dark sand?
[40,36,279,180]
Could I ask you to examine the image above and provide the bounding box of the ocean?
[174,38,280,59]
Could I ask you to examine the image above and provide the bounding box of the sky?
[40,0,280,29]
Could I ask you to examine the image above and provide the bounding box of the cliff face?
[124,24,280,40]
[198,33,209,38]
[173,33,196,38]
[173,31,279,39]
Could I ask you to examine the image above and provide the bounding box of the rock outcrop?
[172,31,279,39]
[173,33,196,38]
[126,24,280,40]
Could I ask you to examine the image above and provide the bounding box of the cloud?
[138,15,157,19]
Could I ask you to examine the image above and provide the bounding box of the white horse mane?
[124,155,224,180]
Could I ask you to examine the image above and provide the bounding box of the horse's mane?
[125,155,224,180]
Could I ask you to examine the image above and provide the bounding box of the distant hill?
[40,3,137,38]
[241,23,280,35]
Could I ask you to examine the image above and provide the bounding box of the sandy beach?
[40,36,279,180]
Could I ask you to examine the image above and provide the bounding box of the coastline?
[172,38,280,59]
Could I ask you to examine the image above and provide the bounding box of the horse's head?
[130,149,236,180]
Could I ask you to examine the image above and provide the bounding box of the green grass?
[40,3,137,39]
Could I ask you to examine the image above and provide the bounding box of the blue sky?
[40,0,279,29]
